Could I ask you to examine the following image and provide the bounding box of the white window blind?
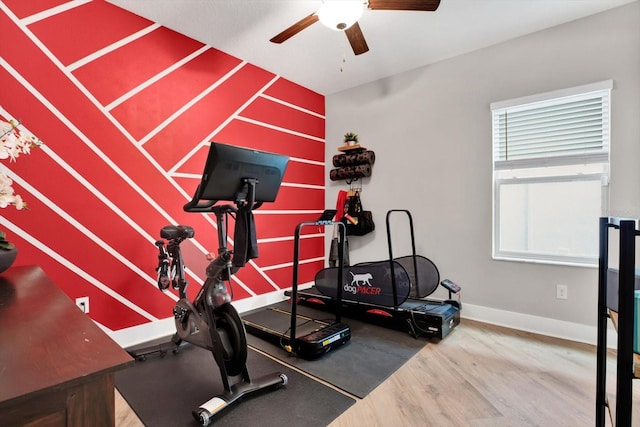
[492,81,612,169]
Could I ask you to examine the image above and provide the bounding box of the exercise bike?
[148,143,290,426]
[151,208,287,425]
[154,206,286,425]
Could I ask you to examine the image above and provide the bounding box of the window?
[491,81,612,266]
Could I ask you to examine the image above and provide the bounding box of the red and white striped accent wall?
[0,0,326,338]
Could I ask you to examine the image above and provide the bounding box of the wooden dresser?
[0,266,133,426]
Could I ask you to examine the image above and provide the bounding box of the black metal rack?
[596,217,639,427]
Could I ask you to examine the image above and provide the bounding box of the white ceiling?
[107,0,637,95]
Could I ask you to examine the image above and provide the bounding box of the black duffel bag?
[341,192,375,236]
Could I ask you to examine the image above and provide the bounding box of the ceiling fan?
[270,0,441,56]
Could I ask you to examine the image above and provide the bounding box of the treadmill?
[290,210,461,339]
[242,210,351,359]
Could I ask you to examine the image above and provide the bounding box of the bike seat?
[160,225,195,241]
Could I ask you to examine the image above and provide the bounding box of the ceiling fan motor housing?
[317,0,365,31]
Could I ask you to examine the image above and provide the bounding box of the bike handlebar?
[183,198,217,212]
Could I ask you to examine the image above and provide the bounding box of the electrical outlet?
[556,284,568,300]
[75,296,90,313]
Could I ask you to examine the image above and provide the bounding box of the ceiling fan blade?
[345,22,369,56]
[270,13,319,44]
[367,0,441,11]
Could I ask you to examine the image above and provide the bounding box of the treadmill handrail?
[386,210,419,306]
[290,220,346,342]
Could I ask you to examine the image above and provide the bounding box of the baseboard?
[105,294,618,350]
[105,317,177,349]
[461,303,617,348]
[107,288,293,349]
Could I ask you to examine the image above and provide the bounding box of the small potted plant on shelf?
[343,132,359,147]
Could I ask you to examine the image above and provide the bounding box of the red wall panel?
[111,48,243,140]
[253,213,325,239]
[268,186,324,210]
[258,236,326,267]
[143,64,276,170]
[0,1,326,333]
[264,78,325,116]
[216,120,324,162]
[241,96,325,140]
[27,0,153,66]
[283,161,325,186]
[4,0,79,20]
[265,260,326,290]
[4,233,164,330]
[73,26,205,105]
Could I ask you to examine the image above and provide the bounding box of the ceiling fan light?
[317,1,365,31]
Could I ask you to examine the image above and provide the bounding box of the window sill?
[492,254,597,269]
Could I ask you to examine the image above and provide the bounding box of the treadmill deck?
[290,286,460,339]
[242,303,351,359]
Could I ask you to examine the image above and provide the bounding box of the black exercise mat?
[245,302,428,398]
[116,344,355,427]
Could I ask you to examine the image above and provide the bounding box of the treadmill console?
[441,279,461,293]
[316,209,338,225]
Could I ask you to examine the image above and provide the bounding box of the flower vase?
[0,247,18,274]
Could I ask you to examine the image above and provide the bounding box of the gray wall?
[325,2,640,340]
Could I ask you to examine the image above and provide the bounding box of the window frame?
[491,80,612,267]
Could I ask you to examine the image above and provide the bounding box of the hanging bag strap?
[353,191,363,214]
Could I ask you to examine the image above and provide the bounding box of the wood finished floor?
[115,319,638,426]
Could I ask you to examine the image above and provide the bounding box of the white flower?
[0,172,17,208]
[0,111,43,212]
[0,171,12,187]
[13,194,25,210]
